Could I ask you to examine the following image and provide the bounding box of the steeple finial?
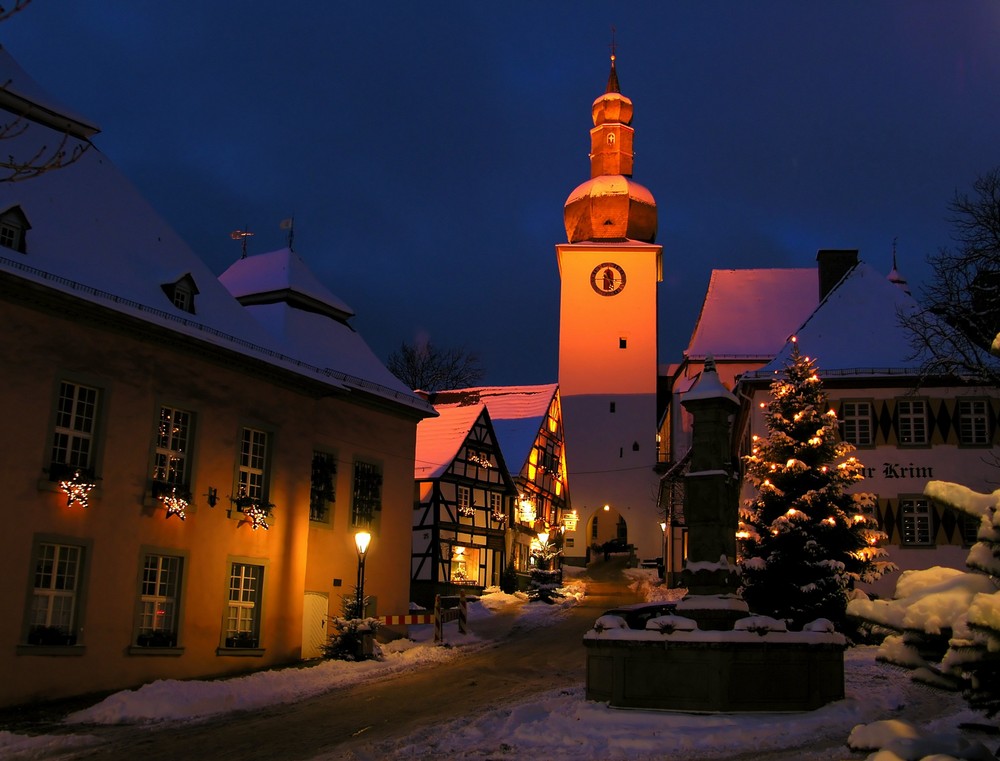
[606,26,620,93]
[888,236,911,295]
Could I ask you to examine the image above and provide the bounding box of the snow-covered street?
[0,566,995,761]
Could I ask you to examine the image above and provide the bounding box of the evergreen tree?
[739,341,894,630]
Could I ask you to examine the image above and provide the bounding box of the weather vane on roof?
[230,226,254,259]
[280,216,295,252]
[609,25,617,63]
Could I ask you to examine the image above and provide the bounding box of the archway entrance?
[585,504,628,557]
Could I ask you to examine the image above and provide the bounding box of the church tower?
[557,53,663,565]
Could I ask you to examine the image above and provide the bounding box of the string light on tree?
[738,340,895,631]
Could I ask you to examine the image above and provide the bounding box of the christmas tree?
[739,340,894,630]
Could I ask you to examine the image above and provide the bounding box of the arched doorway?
[585,504,628,556]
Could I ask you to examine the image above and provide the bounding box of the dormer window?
[160,274,199,315]
[0,206,30,253]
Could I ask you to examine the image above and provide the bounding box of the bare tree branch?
[386,340,485,392]
[902,166,1000,384]
[0,0,32,23]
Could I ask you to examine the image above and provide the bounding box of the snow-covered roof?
[414,403,487,479]
[219,247,354,320]
[0,48,432,417]
[686,268,817,359]
[432,385,559,475]
[0,45,98,137]
[743,262,935,381]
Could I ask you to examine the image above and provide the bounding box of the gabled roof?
[743,261,933,381]
[430,384,559,476]
[685,268,817,359]
[0,48,432,416]
[414,403,488,480]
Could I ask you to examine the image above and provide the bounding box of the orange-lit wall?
[556,241,664,563]
[0,294,418,707]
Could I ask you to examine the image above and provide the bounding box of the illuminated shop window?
[450,546,479,584]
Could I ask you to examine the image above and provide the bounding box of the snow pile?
[848,718,995,761]
[64,591,558,726]
[848,478,1000,723]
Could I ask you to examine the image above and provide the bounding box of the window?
[841,401,873,446]
[457,485,473,517]
[961,512,981,546]
[488,492,503,522]
[609,401,616,414]
[900,498,932,546]
[351,460,382,527]
[0,205,29,253]
[309,451,337,522]
[957,399,990,445]
[137,553,182,647]
[160,274,198,314]
[225,562,263,648]
[28,542,84,645]
[237,427,269,501]
[450,546,479,584]
[619,337,627,349]
[50,381,99,478]
[153,406,192,491]
[896,399,928,446]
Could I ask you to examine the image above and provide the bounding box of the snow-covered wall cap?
[219,247,354,320]
[681,355,738,406]
[0,44,99,137]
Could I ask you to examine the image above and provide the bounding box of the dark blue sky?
[7,2,1000,385]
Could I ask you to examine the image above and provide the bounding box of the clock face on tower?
[590,262,626,296]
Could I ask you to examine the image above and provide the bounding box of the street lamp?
[354,530,372,618]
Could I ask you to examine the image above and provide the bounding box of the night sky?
[7,2,1000,386]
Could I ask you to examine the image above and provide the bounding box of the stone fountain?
[583,358,846,711]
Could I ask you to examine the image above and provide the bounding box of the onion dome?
[563,54,657,244]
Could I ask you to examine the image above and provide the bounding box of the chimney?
[816,249,858,300]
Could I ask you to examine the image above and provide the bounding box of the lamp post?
[354,530,371,618]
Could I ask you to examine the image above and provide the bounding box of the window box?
[27,625,76,647]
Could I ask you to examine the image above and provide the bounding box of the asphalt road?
[30,557,640,761]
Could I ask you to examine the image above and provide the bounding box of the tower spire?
[607,26,620,93]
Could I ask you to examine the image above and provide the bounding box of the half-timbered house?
[412,402,517,606]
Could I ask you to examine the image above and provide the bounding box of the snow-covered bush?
[847,480,1000,719]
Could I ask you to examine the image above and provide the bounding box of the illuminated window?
[841,401,873,446]
[457,485,473,517]
[450,546,479,584]
[137,553,182,648]
[957,399,990,445]
[225,562,263,648]
[50,380,99,479]
[351,460,382,527]
[896,399,927,446]
[237,427,269,502]
[900,498,932,546]
[27,541,85,645]
[153,406,192,490]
